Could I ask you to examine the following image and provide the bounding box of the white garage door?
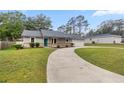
[73,40,84,47]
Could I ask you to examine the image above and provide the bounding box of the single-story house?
[21,30,84,47]
[84,34,122,44]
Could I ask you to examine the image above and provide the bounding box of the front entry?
[44,38,48,47]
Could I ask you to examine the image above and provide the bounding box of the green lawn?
[0,48,54,83]
[84,43,124,48]
[75,48,124,75]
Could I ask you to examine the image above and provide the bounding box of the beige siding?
[48,38,72,47]
[22,37,74,48]
[22,37,30,47]
[35,38,43,43]
[22,37,43,47]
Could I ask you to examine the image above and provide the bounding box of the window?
[31,38,34,43]
[54,39,56,44]
[52,38,54,44]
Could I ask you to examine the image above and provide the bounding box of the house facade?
[21,30,84,47]
[84,34,122,44]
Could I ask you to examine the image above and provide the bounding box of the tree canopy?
[86,19,124,36]
[0,11,26,40]
[24,14,52,30]
[0,11,52,41]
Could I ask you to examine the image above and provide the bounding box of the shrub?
[35,42,40,48]
[92,41,95,44]
[57,45,60,48]
[13,44,22,50]
[71,43,74,47]
[113,41,116,44]
[29,42,35,48]
[20,46,23,49]
[65,45,68,47]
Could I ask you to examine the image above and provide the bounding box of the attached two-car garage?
[71,34,84,47]
[72,40,84,47]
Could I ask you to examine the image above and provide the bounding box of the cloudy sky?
[1,10,124,31]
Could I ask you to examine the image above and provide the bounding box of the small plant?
[29,42,35,48]
[35,42,40,48]
[13,44,22,50]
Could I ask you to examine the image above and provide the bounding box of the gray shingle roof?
[70,34,83,40]
[21,30,42,37]
[21,29,83,40]
[41,30,72,38]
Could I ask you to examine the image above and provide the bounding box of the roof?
[41,30,72,38]
[21,30,83,40]
[21,30,42,37]
[85,34,122,39]
[70,34,83,40]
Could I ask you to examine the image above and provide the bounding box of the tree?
[65,23,72,34]
[76,15,89,34]
[95,19,124,36]
[86,29,94,36]
[113,19,124,35]
[0,11,52,41]
[24,17,36,30]
[57,25,66,32]
[57,15,89,35]
[0,11,26,40]
[67,17,76,34]
[24,14,52,30]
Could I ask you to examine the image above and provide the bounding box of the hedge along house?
[84,34,122,44]
[21,30,84,47]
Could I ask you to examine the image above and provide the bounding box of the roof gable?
[41,30,72,38]
[21,30,42,37]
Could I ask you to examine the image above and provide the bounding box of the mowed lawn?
[85,43,124,48]
[75,48,124,75]
[0,48,54,83]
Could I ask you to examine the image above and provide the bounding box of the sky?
[1,10,124,32]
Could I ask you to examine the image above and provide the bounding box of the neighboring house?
[21,30,84,47]
[84,34,122,44]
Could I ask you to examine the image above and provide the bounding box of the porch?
[44,37,72,48]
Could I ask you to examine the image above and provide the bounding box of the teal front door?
[44,38,48,47]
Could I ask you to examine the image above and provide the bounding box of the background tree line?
[86,19,124,37]
[0,11,52,41]
[1,11,123,41]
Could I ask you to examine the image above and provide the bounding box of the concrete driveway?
[47,47,124,83]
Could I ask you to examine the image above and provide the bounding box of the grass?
[0,48,55,83]
[75,48,124,75]
[84,43,124,48]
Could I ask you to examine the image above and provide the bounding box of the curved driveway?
[47,47,124,83]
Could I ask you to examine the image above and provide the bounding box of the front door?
[44,38,48,47]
